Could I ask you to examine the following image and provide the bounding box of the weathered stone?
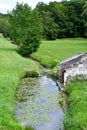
[59,53,87,86]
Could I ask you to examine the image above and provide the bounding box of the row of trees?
[0,0,87,56]
[35,0,87,39]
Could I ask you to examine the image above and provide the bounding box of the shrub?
[49,65,59,78]
[24,68,40,78]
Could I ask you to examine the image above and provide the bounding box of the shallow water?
[16,71,64,130]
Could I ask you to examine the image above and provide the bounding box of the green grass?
[64,82,87,130]
[31,38,87,68]
[0,34,38,130]
[31,38,87,129]
[0,34,87,130]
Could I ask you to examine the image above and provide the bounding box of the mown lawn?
[0,34,38,130]
[31,38,87,67]
[31,38,87,130]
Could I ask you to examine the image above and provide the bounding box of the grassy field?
[31,38,87,130]
[31,39,87,68]
[0,34,38,130]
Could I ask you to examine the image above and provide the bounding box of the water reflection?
[16,73,64,130]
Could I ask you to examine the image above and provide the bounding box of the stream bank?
[16,68,64,130]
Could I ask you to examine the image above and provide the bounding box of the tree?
[42,11,58,40]
[9,2,42,56]
[35,0,86,38]
[68,0,85,37]
[0,18,10,37]
[0,13,10,37]
[48,2,69,38]
[36,2,48,14]
[82,0,87,37]
[82,1,87,20]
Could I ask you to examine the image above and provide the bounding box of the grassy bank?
[31,38,87,68]
[1,34,87,129]
[0,34,39,130]
[31,38,87,129]
[64,82,87,130]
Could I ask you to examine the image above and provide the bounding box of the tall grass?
[0,34,38,130]
[64,82,87,130]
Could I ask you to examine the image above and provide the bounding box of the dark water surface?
[16,70,64,130]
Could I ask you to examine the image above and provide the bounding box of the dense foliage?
[0,0,87,56]
[35,0,87,39]
[0,14,10,37]
[1,0,87,40]
[9,3,42,57]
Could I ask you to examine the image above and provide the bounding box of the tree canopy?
[35,0,87,38]
[9,3,42,57]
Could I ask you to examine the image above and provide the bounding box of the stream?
[16,69,64,130]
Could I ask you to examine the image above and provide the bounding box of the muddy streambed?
[16,69,64,130]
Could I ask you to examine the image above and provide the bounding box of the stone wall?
[64,63,87,86]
